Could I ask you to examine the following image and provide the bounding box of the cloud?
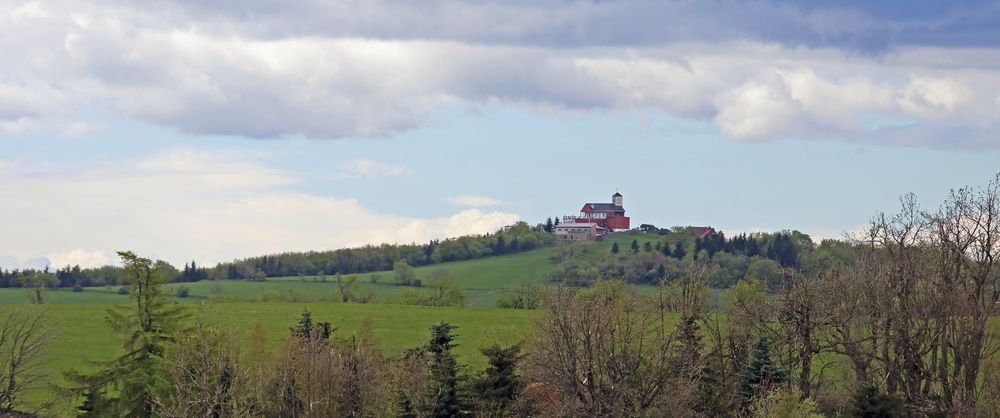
[0,150,519,267]
[1,1,1000,147]
[447,195,508,207]
[47,249,114,269]
[339,159,411,178]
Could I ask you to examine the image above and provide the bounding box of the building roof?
[612,192,622,197]
[582,203,625,212]
[687,226,717,237]
[556,222,601,228]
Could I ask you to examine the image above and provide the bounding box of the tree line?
[0,221,557,290]
[550,228,825,289]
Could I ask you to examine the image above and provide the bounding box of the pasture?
[17,302,541,414]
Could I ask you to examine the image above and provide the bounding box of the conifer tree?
[739,337,787,405]
[848,387,904,418]
[68,250,189,417]
[611,242,620,254]
[630,239,640,254]
[673,242,687,259]
[474,344,523,410]
[427,322,465,417]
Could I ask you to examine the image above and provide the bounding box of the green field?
[0,231,667,308]
[1,231,680,414]
[17,302,540,414]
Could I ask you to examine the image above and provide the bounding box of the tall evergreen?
[68,251,189,417]
[611,242,620,254]
[630,239,640,254]
[739,337,787,405]
[544,218,554,233]
[474,344,524,411]
[427,322,466,417]
[673,242,687,259]
[849,387,905,418]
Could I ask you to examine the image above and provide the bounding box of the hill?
[0,231,675,307]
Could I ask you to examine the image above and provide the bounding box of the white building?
[554,222,606,241]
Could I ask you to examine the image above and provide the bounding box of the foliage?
[67,250,190,418]
[740,338,788,405]
[848,387,904,418]
[426,322,466,417]
[495,282,546,309]
[473,343,524,413]
[401,276,466,307]
[750,389,823,418]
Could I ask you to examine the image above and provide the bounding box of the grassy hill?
[0,231,668,308]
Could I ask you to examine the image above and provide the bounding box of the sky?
[2,0,1000,269]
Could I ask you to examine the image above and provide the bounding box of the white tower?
[612,192,623,207]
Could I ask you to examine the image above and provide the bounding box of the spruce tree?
[673,242,687,259]
[68,251,189,417]
[739,337,787,405]
[611,242,620,254]
[427,322,465,417]
[630,239,640,254]
[474,344,523,410]
[848,386,904,418]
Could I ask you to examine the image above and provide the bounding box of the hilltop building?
[554,222,605,241]
[556,192,631,240]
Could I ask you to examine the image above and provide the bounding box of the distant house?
[554,222,606,241]
[687,226,717,238]
[562,192,631,232]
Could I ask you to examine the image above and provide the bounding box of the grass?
[14,301,540,415]
[0,231,673,308]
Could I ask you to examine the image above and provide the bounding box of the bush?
[176,286,189,298]
[370,274,380,284]
[496,283,546,309]
[117,286,129,295]
[72,284,84,292]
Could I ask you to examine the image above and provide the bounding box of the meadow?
[0,231,697,414]
[15,302,542,414]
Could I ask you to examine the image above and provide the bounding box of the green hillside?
[0,231,668,307]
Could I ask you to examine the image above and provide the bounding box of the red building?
[572,192,631,231]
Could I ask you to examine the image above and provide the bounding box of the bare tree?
[0,307,56,414]
[528,281,699,417]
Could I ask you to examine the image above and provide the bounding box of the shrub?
[370,274,380,284]
[72,284,84,293]
[117,286,129,295]
[176,286,190,298]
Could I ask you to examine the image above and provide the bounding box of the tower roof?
[612,192,622,197]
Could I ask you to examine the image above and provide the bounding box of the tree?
[673,242,687,259]
[611,242,620,254]
[69,250,189,417]
[473,344,524,413]
[0,307,56,414]
[157,309,250,417]
[630,239,640,254]
[394,259,417,286]
[427,322,465,417]
[530,282,699,416]
[337,274,358,302]
[848,387,904,418]
[739,337,787,406]
[544,218,554,233]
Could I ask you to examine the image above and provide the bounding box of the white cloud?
[1,2,999,146]
[447,195,508,207]
[47,249,114,269]
[0,150,519,267]
[339,158,411,178]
